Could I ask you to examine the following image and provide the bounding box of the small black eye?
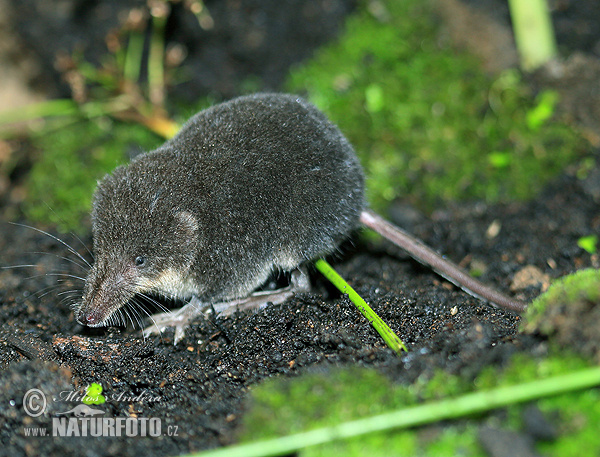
[134,256,146,267]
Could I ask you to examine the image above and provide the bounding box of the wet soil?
[1,1,600,456]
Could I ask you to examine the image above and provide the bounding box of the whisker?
[108,309,119,327]
[116,307,129,329]
[26,251,89,272]
[108,312,117,327]
[20,272,85,287]
[132,299,147,323]
[57,289,83,297]
[131,298,152,319]
[32,277,71,292]
[59,295,82,308]
[126,302,141,329]
[130,297,164,344]
[59,291,80,301]
[124,306,135,329]
[68,231,94,263]
[136,292,171,314]
[36,285,65,298]
[126,302,149,342]
[123,305,134,328]
[1,264,38,270]
[134,311,146,335]
[23,272,83,281]
[44,273,86,282]
[9,222,93,269]
[40,201,95,262]
[35,279,81,297]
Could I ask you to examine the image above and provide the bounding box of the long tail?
[359,209,527,313]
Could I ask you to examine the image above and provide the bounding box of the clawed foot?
[142,268,311,343]
[143,297,208,343]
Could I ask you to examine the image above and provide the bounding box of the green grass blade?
[148,5,167,106]
[508,0,557,71]
[124,30,145,83]
[0,97,131,134]
[0,99,79,126]
[314,258,407,353]
[185,366,600,457]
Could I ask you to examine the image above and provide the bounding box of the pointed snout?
[75,304,108,327]
[78,261,136,328]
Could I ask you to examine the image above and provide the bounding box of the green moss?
[469,353,600,456]
[522,268,600,335]
[476,351,593,389]
[298,424,484,457]
[424,425,484,457]
[301,428,418,457]
[537,387,600,456]
[243,368,414,437]
[240,352,600,456]
[241,367,422,457]
[25,117,162,232]
[286,0,585,212]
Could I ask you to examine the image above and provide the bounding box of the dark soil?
[1,1,600,456]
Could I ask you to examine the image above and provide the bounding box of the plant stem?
[187,366,600,457]
[508,0,557,71]
[124,30,145,83]
[0,99,79,126]
[148,2,168,106]
[314,259,407,354]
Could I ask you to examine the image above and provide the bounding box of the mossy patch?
[522,268,600,362]
[242,368,413,436]
[240,353,600,456]
[286,0,585,212]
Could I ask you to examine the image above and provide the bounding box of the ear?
[174,211,199,239]
[172,211,200,267]
[174,211,200,252]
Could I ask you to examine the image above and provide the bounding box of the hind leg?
[143,268,311,343]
